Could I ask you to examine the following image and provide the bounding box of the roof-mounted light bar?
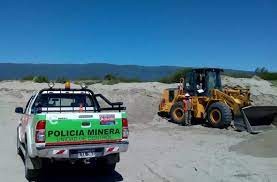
[48,81,88,90]
[48,81,55,89]
[65,81,71,90]
[80,82,87,89]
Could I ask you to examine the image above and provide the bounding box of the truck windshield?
[33,93,95,108]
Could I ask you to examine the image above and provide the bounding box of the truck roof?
[38,88,95,95]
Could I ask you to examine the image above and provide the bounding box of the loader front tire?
[170,101,188,125]
[207,102,232,128]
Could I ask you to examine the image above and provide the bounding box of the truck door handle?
[81,121,91,128]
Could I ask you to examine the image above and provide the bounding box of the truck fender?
[17,124,24,144]
[26,123,36,158]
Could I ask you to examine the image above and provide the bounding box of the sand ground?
[0,78,276,182]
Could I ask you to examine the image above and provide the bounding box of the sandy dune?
[0,78,277,182]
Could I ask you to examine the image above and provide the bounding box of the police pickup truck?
[15,82,129,181]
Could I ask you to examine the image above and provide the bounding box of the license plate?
[77,150,95,158]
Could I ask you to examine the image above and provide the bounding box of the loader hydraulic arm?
[211,89,242,114]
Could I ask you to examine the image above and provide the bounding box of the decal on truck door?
[100,114,115,125]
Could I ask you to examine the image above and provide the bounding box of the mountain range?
[0,63,254,81]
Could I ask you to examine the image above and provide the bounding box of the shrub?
[254,67,277,80]
[33,75,49,83]
[222,72,253,78]
[117,77,141,83]
[104,74,117,81]
[76,76,100,80]
[74,80,101,85]
[258,72,277,80]
[102,79,120,85]
[255,67,268,74]
[102,73,141,85]
[56,77,69,83]
[21,75,34,81]
[159,68,192,83]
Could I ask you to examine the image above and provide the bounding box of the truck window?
[32,93,95,110]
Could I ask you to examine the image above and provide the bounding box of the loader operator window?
[196,74,205,90]
[185,72,195,94]
[207,72,221,91]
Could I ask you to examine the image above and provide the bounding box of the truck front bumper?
[29,141,129,159]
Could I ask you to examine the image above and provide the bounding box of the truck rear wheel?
[96,153,118,174]
[24,159,39,181]
[170,101,188,125]
[207,102,232,128]
[96,161,116,174]
[24,145,40,181]
[16,128,23,159]
[25,167,39,182]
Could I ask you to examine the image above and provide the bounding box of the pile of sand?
[0,79,276,181]
[222,76,277,106]
[0,78,276,124]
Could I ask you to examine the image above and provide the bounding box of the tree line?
[21,74,142,84]
[20,67,277,84]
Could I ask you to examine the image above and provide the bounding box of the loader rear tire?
[207,102,232,128]
[170,101,188,125]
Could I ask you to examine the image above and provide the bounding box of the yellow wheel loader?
[158,68,277,133]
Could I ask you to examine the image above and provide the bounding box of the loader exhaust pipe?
[234,106,277,134]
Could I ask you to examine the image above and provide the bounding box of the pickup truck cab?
[15,82,129,181]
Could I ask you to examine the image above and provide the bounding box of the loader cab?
[184,68,223,96]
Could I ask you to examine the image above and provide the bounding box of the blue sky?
[0,0,276,71]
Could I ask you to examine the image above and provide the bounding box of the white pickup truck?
[15,83,129,181]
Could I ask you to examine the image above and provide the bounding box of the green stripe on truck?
[45,118,122,143]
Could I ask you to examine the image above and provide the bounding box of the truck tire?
[207,102,232,128]
[25,167,39,182]
[96,161,116,174]
[24,146,39,181]
[170,101,188,125]
[16,128,23,158]
[96,153,118,174]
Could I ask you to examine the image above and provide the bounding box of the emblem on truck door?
[49,120,58,125]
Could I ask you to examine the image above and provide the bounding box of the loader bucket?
[234,106,277,134]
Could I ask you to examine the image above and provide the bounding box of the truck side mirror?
[15,107,24,114]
